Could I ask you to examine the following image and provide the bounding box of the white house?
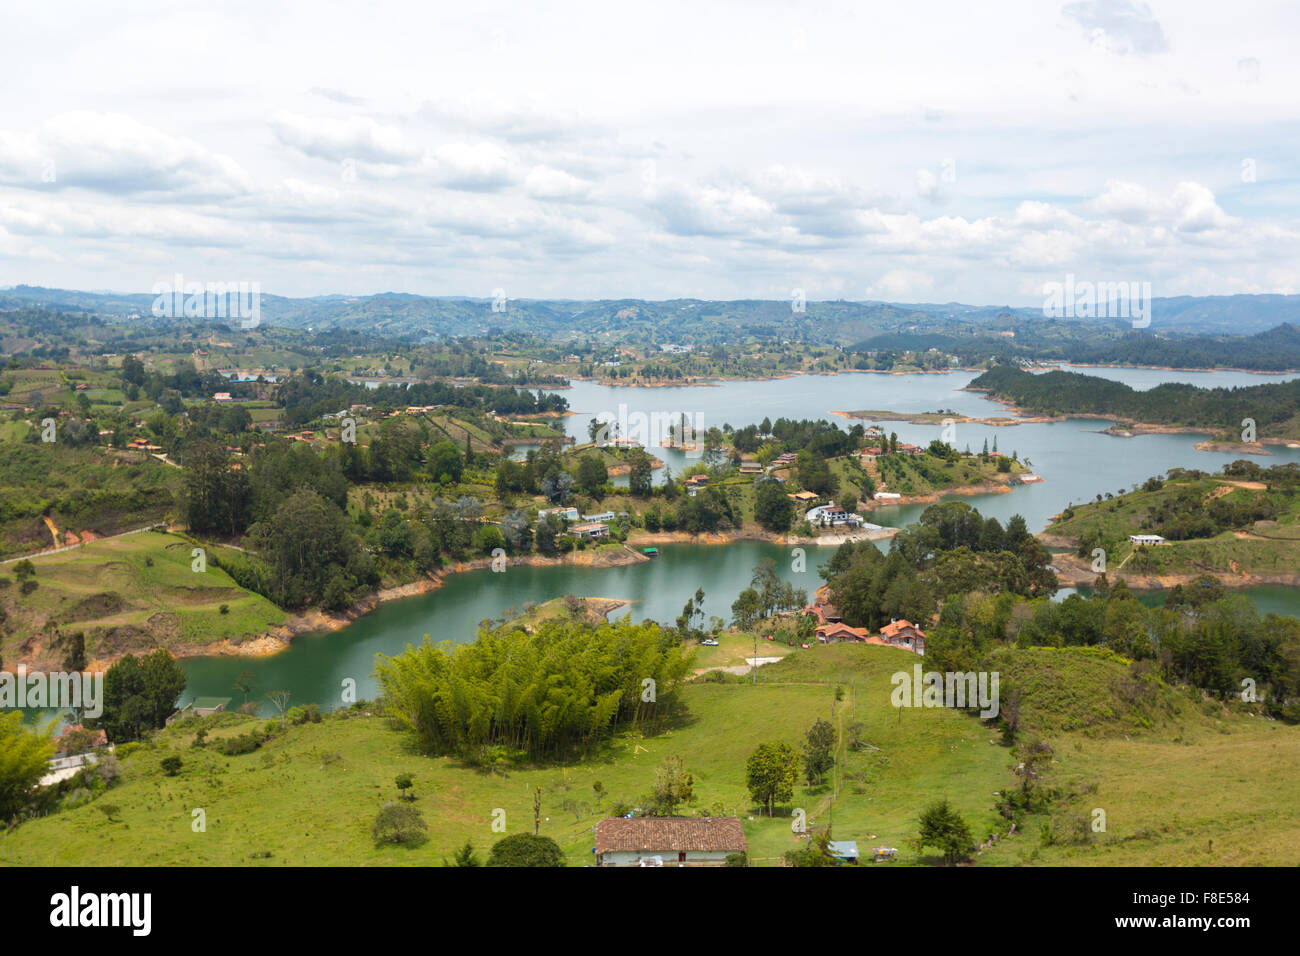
[805,503,863,527]
[538,507,579,522]
[1129,534,1167,546]
[594,817,747,867]
[582,510,616,522]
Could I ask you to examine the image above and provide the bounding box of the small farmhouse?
[1129,534,1167,546]
[570,522,610,540]
[594,817,747,867]
[879,619,926,654]
[816,622,870,643]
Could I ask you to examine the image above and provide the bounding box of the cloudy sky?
[2,0,1299,304]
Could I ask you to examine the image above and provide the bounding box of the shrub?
[93,754,122,786]
[213,732,262,756]
[372,803,428,846]
[285,704,321,725]
[486,833,566,867]
[114,742,143,761]
[160,756,183,776]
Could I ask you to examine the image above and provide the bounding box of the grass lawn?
[0,532,286,663]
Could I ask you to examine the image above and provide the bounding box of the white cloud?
[1089,180,1235,232]
[430,142,517,191]
[867,269,934,298]
[0,112,251,198]
[270,111,418,165]
[1061,0,1169,56]
[2,2,1299,300]
[525,166,593,202]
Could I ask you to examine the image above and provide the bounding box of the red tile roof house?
[879,619,927,654]
[815,622,872,644]
[802,601,842,624]
[594,817,747,867]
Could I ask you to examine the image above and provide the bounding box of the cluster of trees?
[92,650,189,743]
[926,577,1300,720]
[1144,485,1278,541]
[182,441,377,608]
[753,480,794,531]
[730,417,858,460]
[121,354,223,401]
[971,364,1300,432]
[496,444,606,501]
[375,617,692,760]
[277,372,568,427]
[821,503,1054,632]
[730,559,809,628]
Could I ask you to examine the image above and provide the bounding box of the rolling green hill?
[4,639,1293,866]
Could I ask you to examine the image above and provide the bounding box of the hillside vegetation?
[0,532,285,669]
[1046,461,1300,579]
[4,638,1294,867]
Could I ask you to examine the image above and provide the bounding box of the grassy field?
[0,531,286,666]
[870,452,1026,497]
[4,641,1293,866]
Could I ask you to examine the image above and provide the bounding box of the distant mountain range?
[2,285,1298,342]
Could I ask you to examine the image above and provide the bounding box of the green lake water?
[180,367,1300,713]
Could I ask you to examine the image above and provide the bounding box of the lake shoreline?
[173,523,919,663]
[121,546,655,666]
[963,388,1300,445]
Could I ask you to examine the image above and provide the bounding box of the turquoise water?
[179,367,1300,712]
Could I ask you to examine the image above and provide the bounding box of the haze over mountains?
[3,285,1299,344]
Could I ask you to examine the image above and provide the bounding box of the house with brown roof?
[594,817,747,867]
[803,602,842,624]
[815,622,872,644]
[879,619,926,653]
